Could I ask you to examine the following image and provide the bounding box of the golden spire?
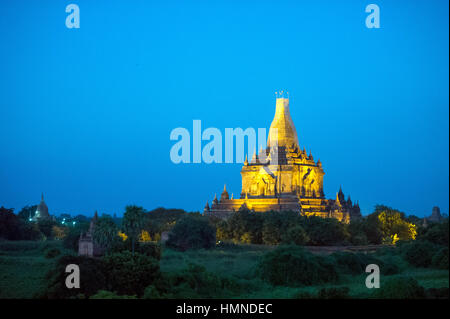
[267,93,299,148]
[220,184,229,201]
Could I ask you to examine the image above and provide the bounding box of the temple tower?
[205,93,360,223]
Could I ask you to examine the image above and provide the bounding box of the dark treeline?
[212,205,432,246]
[0,205,193,242]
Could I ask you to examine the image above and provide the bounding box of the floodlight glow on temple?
[204,94,361,222]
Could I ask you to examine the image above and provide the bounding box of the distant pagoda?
[204,93,361,223]
[78,211,104,257]
[32,193,51,221]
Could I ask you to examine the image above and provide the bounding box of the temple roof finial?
[275,90,289,99]
[213,193,219,205]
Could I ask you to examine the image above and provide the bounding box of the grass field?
[159,243,449,298]
[0,240,448,299]
[0,241,64,298]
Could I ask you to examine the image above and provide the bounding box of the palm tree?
[93,216,118,252]
[122,205,145,254]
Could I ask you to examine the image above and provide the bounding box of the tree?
[364,212,384,244]
[347,219,369,245]
[401,240,438,267]
[281,225,309,245]
[302,216,350,246]
[52,225,68,240]
[378,210,417,243]
[257,245,338,286]
[221,208,263,244]
[166,214,216,251]
[44,255,107,299]
[93,216,119,252]
[0,207,21,240]
[17,205,37,220]
[240,232,253,244]
[102,251,161,296]
[37,219,58,239]
[122,205,146,254]
[63,221,90,251]
[418,218,449,246]
[262,212,282,245]
[139,230,152,242]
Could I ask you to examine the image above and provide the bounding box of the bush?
[350,233,369,246]
[293,287,351,299]
[431,247,449,269]
[335,251,400,275]
[348,219,370,245]
[18,221,42,240]
[44,255,107,299]
[166,215,216,251]
[281,225,309,245]
[332,252,381,275]
[102,251,161,296]
[45,248,61,259]
[292,290,315,299]
[257,245,338,286]
[317,287,350,299]
[63,223,90,251]
[90,290,137,299]
[418,219,449,246]
[215,240,241,250]
[372,276,425,299]
[425,287,449,299]
[303,216,350,246]
[0,240,41,252]
[380,258,400,275]
[37,219,58,239]
[162,263,239,298]
[135,242,162,260]
[401,240,437,267]
[143,285,161,299]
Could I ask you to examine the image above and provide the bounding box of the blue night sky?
[0,0,448,217]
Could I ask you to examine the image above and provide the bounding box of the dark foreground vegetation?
[0,205,448,299]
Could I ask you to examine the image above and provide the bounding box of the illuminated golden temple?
[204,93,361,223]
